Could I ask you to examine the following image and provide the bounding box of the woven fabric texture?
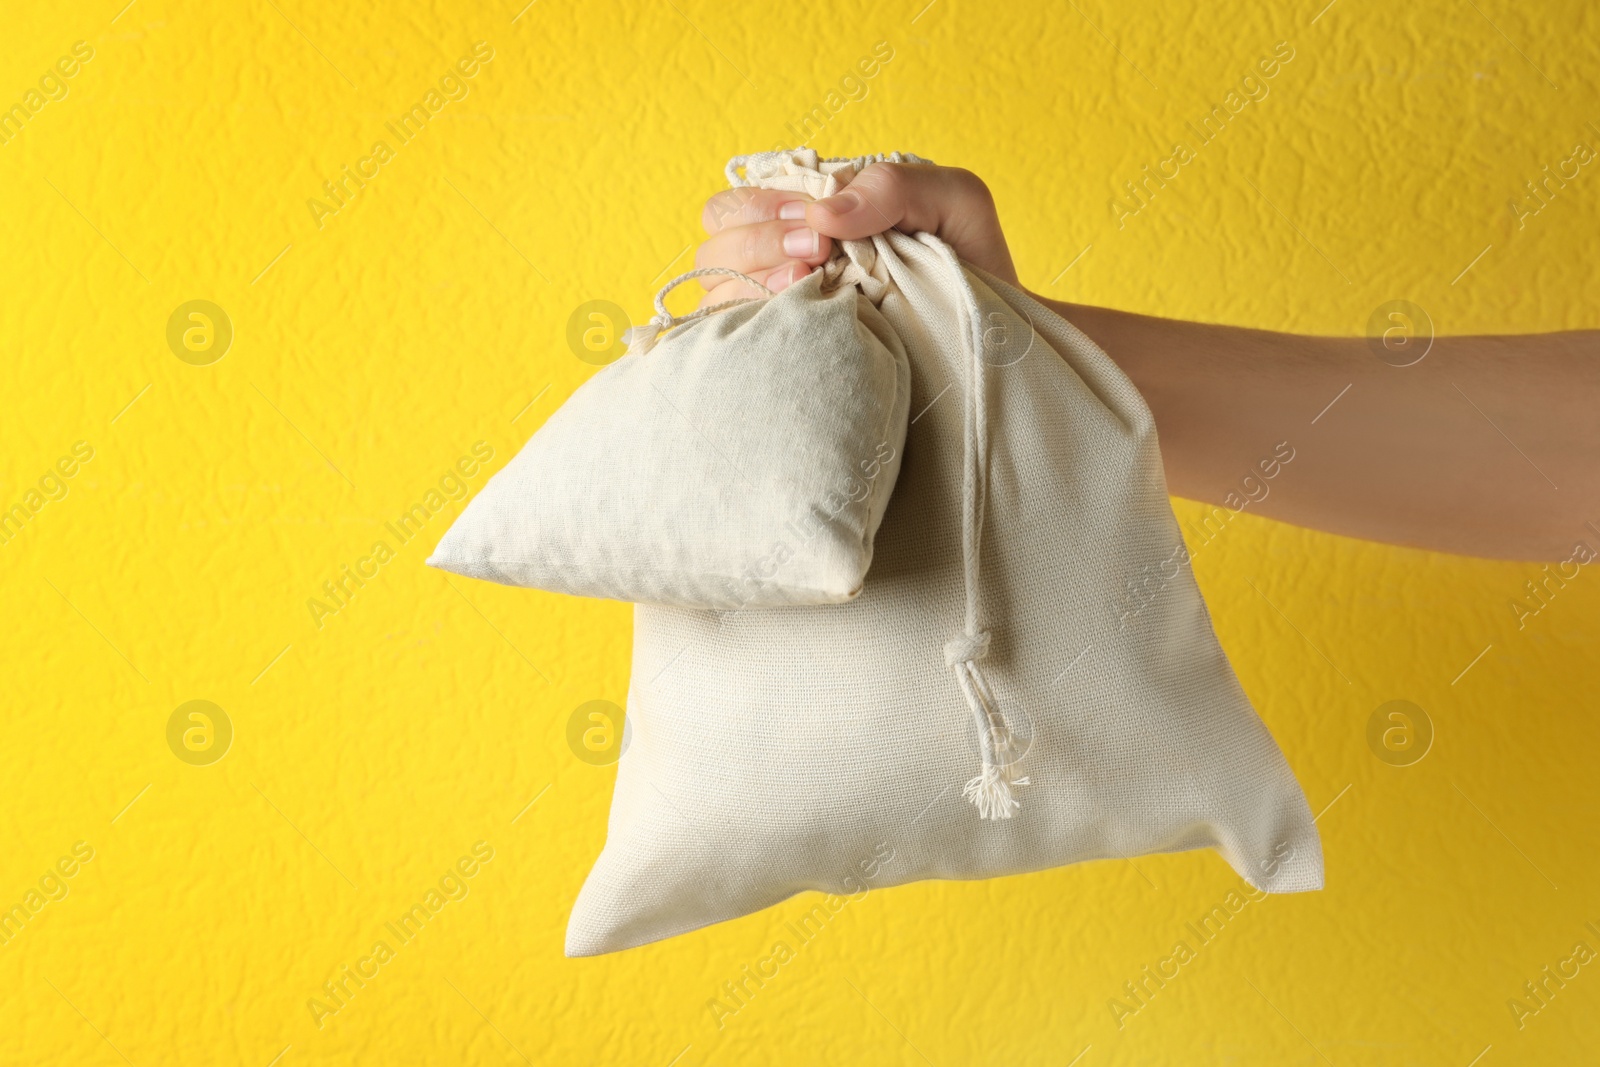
[428,272,910,608]
[565,151,1323,956]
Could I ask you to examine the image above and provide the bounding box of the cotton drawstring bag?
[428,258,911,608]
[565,149,1323,956]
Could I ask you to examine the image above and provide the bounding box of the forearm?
[1036,296,1600,562]
[690,163,1596,562]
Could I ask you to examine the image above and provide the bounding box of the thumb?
[802,162,1018,283]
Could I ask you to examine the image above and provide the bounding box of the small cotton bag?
[428,240,912,608]
[565,150,1323,956]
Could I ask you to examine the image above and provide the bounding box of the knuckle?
[864,162,907,201]
[740,226,762,269]
[947,167,994,204]
[751,190,789,222]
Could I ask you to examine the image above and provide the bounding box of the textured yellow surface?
[2,1,1597,1064]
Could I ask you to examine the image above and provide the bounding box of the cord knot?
[944,631,991,667]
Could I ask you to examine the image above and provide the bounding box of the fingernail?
[783,228,819,257]
[778,201,807,220]
[814,192,858,215]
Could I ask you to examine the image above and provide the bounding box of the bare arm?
[695,162,1599,562]
[1043,303,1599,562]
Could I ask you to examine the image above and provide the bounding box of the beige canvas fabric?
[565,150,1323,956]
[428,268,910,608]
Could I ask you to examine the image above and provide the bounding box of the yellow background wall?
[2,0,1597,1063]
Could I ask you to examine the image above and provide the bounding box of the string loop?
[920,231,1031,820]
[623,267,775,355]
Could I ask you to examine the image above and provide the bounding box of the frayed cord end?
[623,321,665,355]
[963,764,1030,820]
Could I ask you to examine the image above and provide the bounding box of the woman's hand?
[694,162,1019,309]
[691,157,1600,561]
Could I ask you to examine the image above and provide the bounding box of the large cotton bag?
[428,258,911,608]
[566,150,1323,956]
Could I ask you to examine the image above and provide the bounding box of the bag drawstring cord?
[725,151,929,188]
[623,267,775,356]
[648,152,1029,820]
[924,233,1031,820]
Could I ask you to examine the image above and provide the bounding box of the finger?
[804,162,963,238]
[698,261,811,309]
[700,280,761,309]
[701,188,814,235]
[693,220,832,287]
[803,163,1017,281]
